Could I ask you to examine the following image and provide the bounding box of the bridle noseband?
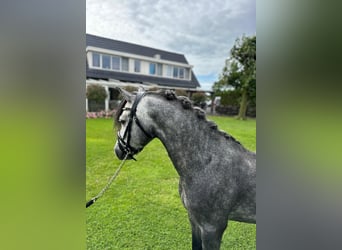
[117,91,153,160]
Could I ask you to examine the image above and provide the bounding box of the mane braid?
[157,89,242,146]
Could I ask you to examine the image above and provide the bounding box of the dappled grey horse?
[114,88,256,250]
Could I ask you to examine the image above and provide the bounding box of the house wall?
[128,59,135,74]
[140,60,149,75]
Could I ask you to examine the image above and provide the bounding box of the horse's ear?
[117,87,134,102]
[137,86,146,93]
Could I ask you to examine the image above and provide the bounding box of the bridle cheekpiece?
[117,91,153,160]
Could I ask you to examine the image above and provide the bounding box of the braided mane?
[157,89,241,145]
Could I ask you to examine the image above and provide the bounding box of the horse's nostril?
[114,146,124,160]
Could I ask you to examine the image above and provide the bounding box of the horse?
[114,88,256,250]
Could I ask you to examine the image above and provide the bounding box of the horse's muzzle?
[114,143,135,160]
[114,143,125,160]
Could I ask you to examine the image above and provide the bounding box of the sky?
[86,0,255,90]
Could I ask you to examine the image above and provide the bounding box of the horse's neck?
[145,97,213,176]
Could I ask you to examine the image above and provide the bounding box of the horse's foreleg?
[190,219,202,250]
[200,224,227,250]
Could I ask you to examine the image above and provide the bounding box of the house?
[86,34,202,111]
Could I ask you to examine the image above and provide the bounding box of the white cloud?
[86,0,255,90]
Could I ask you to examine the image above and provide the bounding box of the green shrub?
[175,89,188,97]
[220,90,240,106]
[123,86,138,93]
[86,84,107,102]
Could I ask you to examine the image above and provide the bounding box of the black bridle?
[117,91,153,160]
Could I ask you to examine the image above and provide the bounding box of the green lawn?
[86,116,256,249]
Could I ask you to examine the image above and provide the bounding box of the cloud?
[86,0,255,90]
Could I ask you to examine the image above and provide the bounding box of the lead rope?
[86,154,129,208]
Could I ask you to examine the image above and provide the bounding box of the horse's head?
[114,88,154,160]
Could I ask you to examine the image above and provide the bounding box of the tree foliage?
[213,35,256,119]
[191,92,207,107]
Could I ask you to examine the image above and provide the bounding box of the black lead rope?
[86,198,96,208]
[86,154,128,208]
[87,91,153,208]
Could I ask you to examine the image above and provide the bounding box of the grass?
[86,116,256,249]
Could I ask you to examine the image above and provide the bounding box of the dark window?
[179,68,184,79]
[134,60,141,72]
[157,63,163,76]
[112,56,120,70]
[149,63,156,75]
[102,54,111,69]
[92,53,100,67]
[122,57,129,71]
[173,67,179,78]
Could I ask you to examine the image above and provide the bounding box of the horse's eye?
[119,119,126,124]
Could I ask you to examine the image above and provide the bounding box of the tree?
[215,35,256,120]
[191,92,207,108]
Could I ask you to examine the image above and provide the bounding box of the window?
[173,67,179,78]
[157,63,163,76]
[92,53,100,67]
[121,57,129,72]
[149,63,156,75]
[134,60,141,72]
[112,56,120,70]
[102,54,111,69]
[179,68,185,79]
[166,65,172,77]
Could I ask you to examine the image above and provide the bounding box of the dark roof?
[86,34,200,89]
